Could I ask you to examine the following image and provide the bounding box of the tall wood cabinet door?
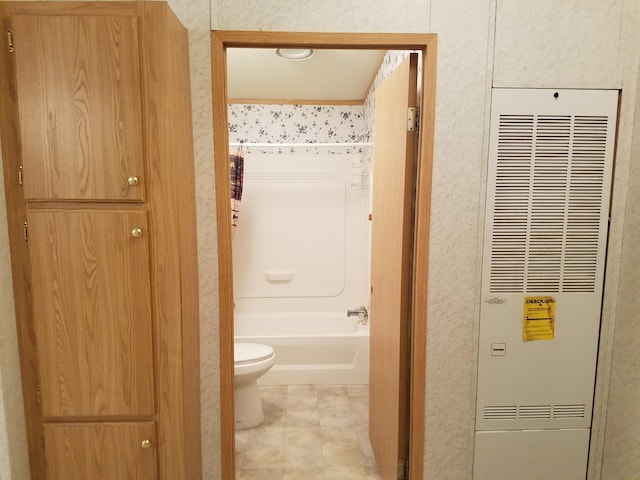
[28,210,154,417]
[44,422,157,480]
[12,14,145,201]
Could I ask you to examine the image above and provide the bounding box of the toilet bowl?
[234,342,276,429]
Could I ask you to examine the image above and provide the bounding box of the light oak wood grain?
[408,37,437,480]
[214,30,436,50]
[3,2,137,16]
[1,3,201,478]
[140,3,202,478]
[369,54,417,480]
[0,3,46,476]
[14,13,144,201]
[44,422,157,479]
[29,209,154,417]
[211,30,237,480]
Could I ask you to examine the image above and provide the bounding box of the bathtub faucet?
[347,306,368,324]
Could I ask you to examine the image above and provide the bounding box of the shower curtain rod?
[229,141,374,148]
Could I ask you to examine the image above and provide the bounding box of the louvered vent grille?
[484,404,586,421]
[518,404,552,419]
[553,404,586,418]
[564,116,607,292]
[484,405,517,420]
[489,114,608,294]
[490,115,531,293]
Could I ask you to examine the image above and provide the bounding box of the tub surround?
[235,313,370,385]
[232,153,369,311]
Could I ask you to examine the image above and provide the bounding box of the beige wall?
[165,1,220,477]
[0,0,639,479]
[600,39,640,479]
[0,140,29,480]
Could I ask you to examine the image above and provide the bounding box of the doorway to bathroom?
[212,31,437,480]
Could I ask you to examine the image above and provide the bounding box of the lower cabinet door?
[44,422,157,480]
[28,209,154,417]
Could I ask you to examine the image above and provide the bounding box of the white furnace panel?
[476,88,618,434]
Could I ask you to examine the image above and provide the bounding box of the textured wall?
[424,0,494,477]
[214,0,429,33]
[601,28,640,478]
[493,0,624,88]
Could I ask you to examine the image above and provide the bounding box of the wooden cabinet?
[29,210,154,418]
[0,2,201,479]
[14,14,144,201]
[44,422,157,479]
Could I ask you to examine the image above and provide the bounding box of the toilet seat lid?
[234,342,274,365]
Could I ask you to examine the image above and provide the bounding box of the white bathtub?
[234,312,369,385]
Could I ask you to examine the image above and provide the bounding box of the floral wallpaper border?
[228,104,366,154]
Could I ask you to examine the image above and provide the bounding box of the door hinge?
[41,433,45,450]
[7,29,14,53]
[407,107,419,132]
[23,222,28,243]
[398,459,409,480]
[36,385,41,404]
[18,165,23,186]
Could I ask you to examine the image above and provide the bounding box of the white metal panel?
[477,89,618,432]
[474,429,590,480]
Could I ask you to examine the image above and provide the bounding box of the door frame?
[211,31,437,480]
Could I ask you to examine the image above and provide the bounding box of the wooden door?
[369,53,418,480]
[44,422,157,479]
[28,210,154,417]
[12,14,145,201]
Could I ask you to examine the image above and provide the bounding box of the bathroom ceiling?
[226,48,386,103]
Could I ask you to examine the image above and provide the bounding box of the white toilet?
[234,342,276,429]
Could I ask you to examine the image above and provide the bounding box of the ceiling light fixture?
[275,48,315,61]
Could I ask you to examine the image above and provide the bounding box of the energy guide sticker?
[523,296,555,342]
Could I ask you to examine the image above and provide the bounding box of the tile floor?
[235,384,382,480]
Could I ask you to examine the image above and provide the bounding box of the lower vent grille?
[553,404,586,418]
[484,404,585,420]
[484,405,517,420]
[518,405,551,419]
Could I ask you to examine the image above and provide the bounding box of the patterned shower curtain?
[230,147,244,236]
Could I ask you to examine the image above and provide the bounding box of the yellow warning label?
[523,296,555,342]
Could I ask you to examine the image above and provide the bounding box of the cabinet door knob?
[141,439,152,449]
[128,176,140,186]
[131,228,143,238]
